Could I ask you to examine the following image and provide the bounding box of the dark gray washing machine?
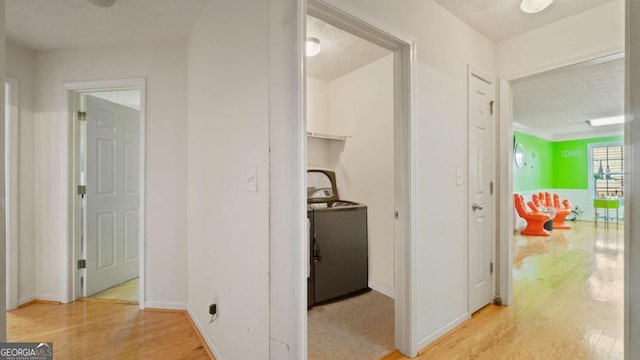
[307,169,369,307]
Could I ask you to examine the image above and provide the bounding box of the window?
[592,144,624,197]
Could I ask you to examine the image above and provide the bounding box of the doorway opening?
[305,14,395,359]
[65,79,146,308]
[304,0,416,357]
[501,52,624,357]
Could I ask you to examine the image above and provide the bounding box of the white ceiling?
[5,0,624,141]
[6,0,209,50]
[434,0,617,43]
[512,54,624,139]
[306,16,391,81]
[86,90,140,110]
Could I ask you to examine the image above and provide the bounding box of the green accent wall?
[552,136,623,189]
[513,132,553,192]
[513,132,623,192]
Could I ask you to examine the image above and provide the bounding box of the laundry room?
[305,14,396,359]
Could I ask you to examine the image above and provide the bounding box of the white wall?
[306,77,334,169]
[307,76,330,135]
[497,1,625,79]
[5,41,36,305]
[342,0,496,348]
[32,40,188,306]
[187,1,270,358]
[327,54,395,296]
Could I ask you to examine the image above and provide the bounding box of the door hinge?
[490,262,494,274]
[490,181,494,195]
[489,100,494,115]
[77,185,86,196]
[394,211,399,220]
[77,259,87,269]
[78,111,87,121]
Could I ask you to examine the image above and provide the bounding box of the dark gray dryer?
[307,169,368,307]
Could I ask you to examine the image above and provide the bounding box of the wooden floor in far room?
[90,278,139,303]
[384,221,623,360]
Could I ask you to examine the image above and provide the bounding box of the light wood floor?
[7,222,621,359]
[90,278,139,303]
[7,301,211,360]
[384,221,623,359]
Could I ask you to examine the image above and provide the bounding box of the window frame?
[587,141,625,200]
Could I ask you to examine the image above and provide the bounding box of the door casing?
[495,49,625,309]
[64,78,146,309]
[5,77,18,311]
[305,0,417,356]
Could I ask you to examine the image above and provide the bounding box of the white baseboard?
[35,294,62,303]
[187,305,224,360]
[368,282,394,299]
[144,301,187,310]
[18,295,35,306]
[417,312,469,350]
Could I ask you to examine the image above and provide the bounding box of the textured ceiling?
[434,0,617,42]
[6,0,209,50]
[306,15,391,81]
[512,54,624,139]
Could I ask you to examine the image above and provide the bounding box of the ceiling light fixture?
[86,0,116,8]
[306,37,322,57]
[585,116,625,127]
[520,0,554,14]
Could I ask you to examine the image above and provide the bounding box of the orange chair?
[544,192,553,208]
[551,194,572,229]
[514,194,551,236]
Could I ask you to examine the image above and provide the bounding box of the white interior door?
[85,95,140,296]
[468,70,495,314]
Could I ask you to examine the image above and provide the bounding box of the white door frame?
[305,0,417,356]
[64,78,146,309]
[496,49,624,307]
[5,77,19,311]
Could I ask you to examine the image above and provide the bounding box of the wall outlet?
[209,303,217,315]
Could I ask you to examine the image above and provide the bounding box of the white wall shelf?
[306,132,349,141]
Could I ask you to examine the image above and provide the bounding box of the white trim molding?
[417,312,469,350]
[512,122,553,141]
[368,282,395,299]
[187,305,224,360]
[4,76,19,311]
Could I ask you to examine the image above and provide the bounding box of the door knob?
[472,203,483,211]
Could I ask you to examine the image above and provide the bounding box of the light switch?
[456,168,463,185]
[246,166,257,192]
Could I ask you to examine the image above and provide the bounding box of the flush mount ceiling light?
[86,0,116,8]
[520,0,554,14]
[306,37,322,57]
[585,116,625,127]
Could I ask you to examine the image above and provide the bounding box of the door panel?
[85,95,140,296]
[468,72,495,314]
